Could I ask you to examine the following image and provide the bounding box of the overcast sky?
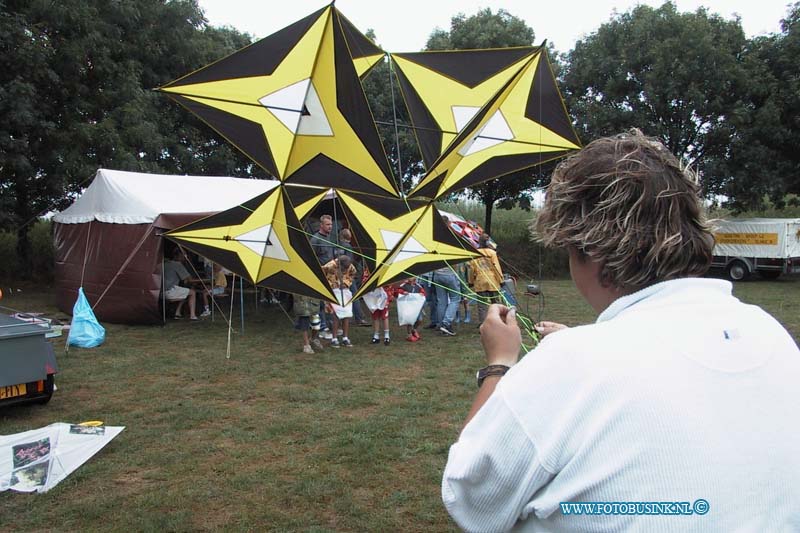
[197,0,790,53]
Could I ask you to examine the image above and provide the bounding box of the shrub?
[0,230,20,281]
[0,220,55,283]
[29,220,55,283]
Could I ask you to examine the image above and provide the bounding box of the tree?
[717,3,800,210]
[0,0,257,273]
[424,8,548,233]
[561,2,749,202]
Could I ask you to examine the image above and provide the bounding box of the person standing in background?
[311,214,336,339]
[336,228,368,327]
[468,233,503,325]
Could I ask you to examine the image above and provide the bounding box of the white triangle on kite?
[234,224,290,262]
[380,229,404,252]
[386,235,428,264]
[459,110,514,156]
[259,78,309,133]
[297,82,333,136]
[452,105,480,132]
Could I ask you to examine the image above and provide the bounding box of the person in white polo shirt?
[442,130,800,532]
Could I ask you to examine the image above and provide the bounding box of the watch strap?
[476,364,510,388]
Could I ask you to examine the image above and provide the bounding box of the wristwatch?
[476,364,510,388]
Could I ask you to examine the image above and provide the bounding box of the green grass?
[1,275,798,531]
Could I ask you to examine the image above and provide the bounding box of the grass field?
[1,275,798,531]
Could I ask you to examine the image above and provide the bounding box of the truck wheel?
[726,260,749,281]
[759,271,781,280]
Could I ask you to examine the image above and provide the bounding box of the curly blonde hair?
[535,130,714,291]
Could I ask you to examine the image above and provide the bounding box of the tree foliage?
[0,0,257,270]
[561,3,749,199]
[719,3,800,209]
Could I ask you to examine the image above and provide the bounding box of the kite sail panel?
[334,192,480,297]
[165,187,337,302]
[407,48,581,200]
[337,11,385,79]
[391,47,537,169]
[158,6,397,198]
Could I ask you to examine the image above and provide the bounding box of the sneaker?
[439,325,456,336]
[200,308,211,317]
[358,321,371,327]
[412,330,421,340]
[341,338,352,348]
[371,337,380,344]
[320,330,333,340]
[330,338,340,348]
[406,334,415,342]
[311,339,324,352]
[302,344,314,354]
[384,338,390,346]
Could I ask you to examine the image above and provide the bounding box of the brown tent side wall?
[54,222,164,324]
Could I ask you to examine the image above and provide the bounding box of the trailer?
[710,218,800,280]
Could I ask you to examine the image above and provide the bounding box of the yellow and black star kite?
[158,6,396,197]
[392,48,581,200]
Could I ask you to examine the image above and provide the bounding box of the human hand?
[534,321,568,337]
[479,304,522,367]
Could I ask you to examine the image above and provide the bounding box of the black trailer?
[0,314,58,407]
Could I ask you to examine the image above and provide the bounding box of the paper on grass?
[0,423,124,493]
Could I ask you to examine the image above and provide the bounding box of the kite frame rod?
[155,90,304,114]
[374,120,570,150]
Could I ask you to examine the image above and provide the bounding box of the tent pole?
[161,254,166,324]
[240,277,244,334]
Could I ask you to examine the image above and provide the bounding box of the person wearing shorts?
[370,287,393,346]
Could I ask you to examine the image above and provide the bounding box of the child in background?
[397,278,426,342]
[321,255,357,348]
[370,286,393,346]
[212,263,228,296]
[293,293,323,354]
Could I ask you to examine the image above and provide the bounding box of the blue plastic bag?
[67,288,106,348]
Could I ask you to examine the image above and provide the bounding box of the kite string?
[443,203,540,345]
